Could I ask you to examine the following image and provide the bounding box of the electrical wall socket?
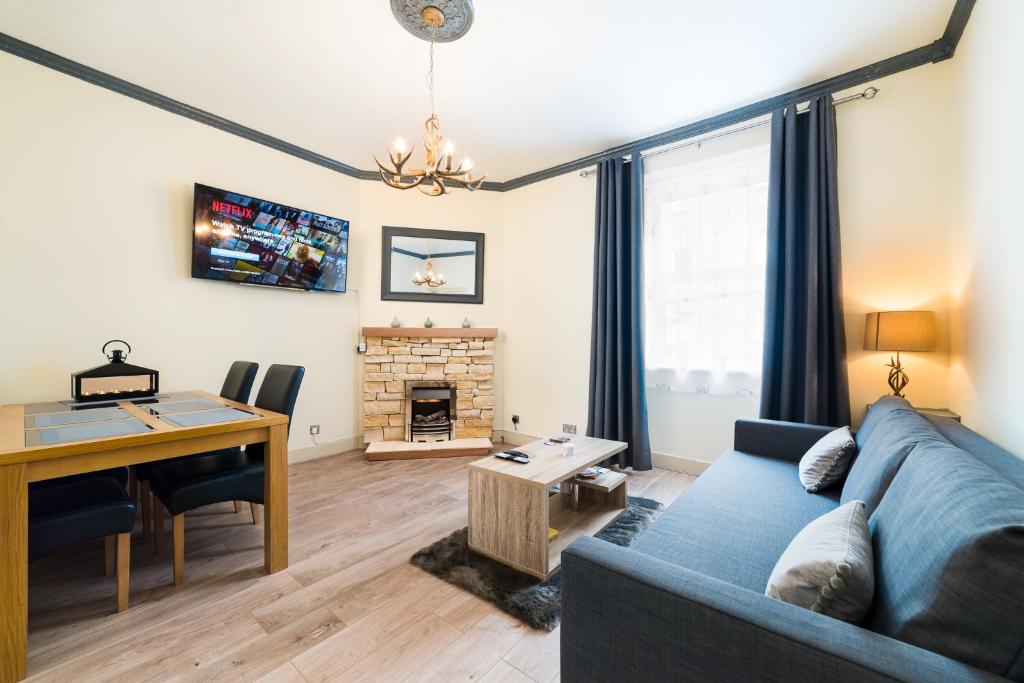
[562,423,577,435]
[309,424,320,436]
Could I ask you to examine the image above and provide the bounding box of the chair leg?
[154,500,165,554]
[140,481,152,541]
[172,514,185,586]
[250,502,262,525]
[234,500,243,514]
[104,535,116,576]
[116,532,130,613]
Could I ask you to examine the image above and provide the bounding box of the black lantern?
[72,340,159,402]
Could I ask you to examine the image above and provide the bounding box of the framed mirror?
[381,226,485,304]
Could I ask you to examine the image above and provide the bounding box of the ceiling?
[0,1,954,182]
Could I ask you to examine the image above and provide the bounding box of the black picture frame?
[381,226,485,304]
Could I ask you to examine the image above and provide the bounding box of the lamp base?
[886,351,909,398]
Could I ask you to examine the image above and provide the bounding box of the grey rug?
[410,496,664,631]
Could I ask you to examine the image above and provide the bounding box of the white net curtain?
[643,124,771,396]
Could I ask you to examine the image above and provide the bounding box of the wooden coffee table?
[468,437,628,579]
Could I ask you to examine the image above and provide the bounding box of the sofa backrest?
[855,395,914,450]
[842,403,949,515]
[925,415,1024,488]
[867,440,1024,680]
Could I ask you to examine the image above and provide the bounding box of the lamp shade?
[863,311,937,352]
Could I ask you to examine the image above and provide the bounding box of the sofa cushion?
[631,450,839,592]
[840,407,947,515]
[867,441,1024,678]
[766,500,874,623]
[855,395,912,450]
[798,426,856,492]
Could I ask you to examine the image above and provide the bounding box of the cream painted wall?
[1,38,983,462]
[499,173,594,440]
[948,0,1024,454]
[353,181,503,329]
[0,51,507,459]
[835,64,956,425]
[499,62,960,463]
[0,53,363,455]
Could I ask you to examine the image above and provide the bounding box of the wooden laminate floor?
[25,448,694,682]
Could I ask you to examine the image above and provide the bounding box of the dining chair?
[30,475,137,612]
[137,360,258,544]
[149,364,303,585]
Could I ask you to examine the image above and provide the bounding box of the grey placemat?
[36,418,151,446]
[31,406,128,427]
[146,399,226,415]
[160,408,255,428]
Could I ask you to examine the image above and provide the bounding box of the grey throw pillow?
[766,501,874,624]
[798,426,856,492]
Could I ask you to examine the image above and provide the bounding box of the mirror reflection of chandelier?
[376,2,486,196]
[412,259,446,288]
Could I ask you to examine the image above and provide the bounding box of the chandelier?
[412,258,446,288]
[376,4,486,196]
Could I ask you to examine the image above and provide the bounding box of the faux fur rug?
[410,496,664,631]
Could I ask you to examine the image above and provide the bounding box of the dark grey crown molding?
[0,0,974,193]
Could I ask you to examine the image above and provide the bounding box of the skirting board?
[653,452,712,476]
[493,429,534,447]
[288,436,362,464]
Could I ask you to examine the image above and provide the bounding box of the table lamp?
[863,311,936,398]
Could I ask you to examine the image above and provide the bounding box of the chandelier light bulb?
[443,140,454,156]
[463,158,473,171]
[393,136,407,153]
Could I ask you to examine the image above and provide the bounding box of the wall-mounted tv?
[191,183,349,293]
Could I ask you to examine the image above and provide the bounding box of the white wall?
[836,64,956,425]
[353,181,503,329]
[499,62,960,464]
[500,173,594,440]
[0,53,362,455]
[948,0,1024,454]
[6,33,1003,462]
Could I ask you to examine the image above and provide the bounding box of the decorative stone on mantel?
[361,327,496,444]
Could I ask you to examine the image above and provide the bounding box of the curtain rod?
[579,86,878,177]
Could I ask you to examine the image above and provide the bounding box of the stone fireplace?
[362,327,496,444]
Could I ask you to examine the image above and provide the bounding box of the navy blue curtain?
[760,96,851,427]
[587,155,652,470]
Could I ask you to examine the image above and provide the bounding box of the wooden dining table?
[0,389,290,682]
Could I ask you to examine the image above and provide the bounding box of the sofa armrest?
[734,418,836,462]
[561,537,1003,683]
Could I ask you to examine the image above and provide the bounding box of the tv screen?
[191,183,349,292]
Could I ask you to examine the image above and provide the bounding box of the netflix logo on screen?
[211,201,254,220]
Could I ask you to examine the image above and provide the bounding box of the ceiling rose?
[390,0,474,43]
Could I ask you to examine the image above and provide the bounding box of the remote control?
[496,450,530,464]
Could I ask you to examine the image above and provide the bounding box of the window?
[643,125,770,394]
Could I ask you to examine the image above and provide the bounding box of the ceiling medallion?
[376,3,486,196]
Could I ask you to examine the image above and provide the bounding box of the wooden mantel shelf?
[362,327,498,339]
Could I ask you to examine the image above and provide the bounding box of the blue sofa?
[561,398,1024,682]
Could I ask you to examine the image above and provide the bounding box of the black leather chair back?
[220,361,259,403]
[254,364,304,436]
